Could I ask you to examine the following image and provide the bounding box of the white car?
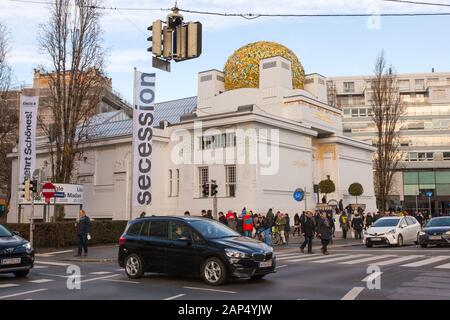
[364,216,421,247]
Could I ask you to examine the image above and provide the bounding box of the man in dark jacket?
[316,212,333,255]
[75,209,90,257]
[300,211,315,254]
[351,214,364,240]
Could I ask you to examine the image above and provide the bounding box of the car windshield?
[426,218,450,227]
[0,225,12,237]
[189,219,240,239]
[372,218,400,228]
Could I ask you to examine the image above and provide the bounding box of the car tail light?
[119,236,126,246]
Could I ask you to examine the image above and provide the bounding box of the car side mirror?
[12,231,20,236]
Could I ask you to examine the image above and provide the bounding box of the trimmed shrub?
[348,182,364,204]
[319,179,336,195]
[4,220,128,248]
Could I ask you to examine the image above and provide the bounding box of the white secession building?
[8,42,377,222]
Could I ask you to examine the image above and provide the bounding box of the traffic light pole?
[213,194,218,220]
[29,191,35,247]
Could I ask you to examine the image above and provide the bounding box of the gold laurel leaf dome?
[223,41,305,91]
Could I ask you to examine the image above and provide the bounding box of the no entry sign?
[42,182,56,202]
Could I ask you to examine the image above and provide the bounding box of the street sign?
[152,56,171,72]
[42,182,56,203]
[293,188,304,202]
[54,192,65,198]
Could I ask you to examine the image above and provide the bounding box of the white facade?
[8,55,377,222]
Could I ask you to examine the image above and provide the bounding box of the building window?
[343,82,355,93]
[443,152,450,161]
[169,170,173,197]
[225,165,236,197]
[415,79,424,89]
[359,108,367,117]
[199,167,209,197]
[407,152,434,162]
[351,109,359,118]
[199,132,236,150]
[176,169,180,196]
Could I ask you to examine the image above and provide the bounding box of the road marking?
[33,266,49,269]
[313,254,371,264]
[277,265,288,269]
[276,253,303,259]
[79,274,120,284]
[35,250,73,258]
[371,255,424,266]
[401,256,450,268]
[287,253,347,263]
[340,255,396,265]
[164,294,186,300]
[183,286,236,294]
[0,284,19,289]
[28,279,54,284]
[0,289,47,300]
[341,287,365,300]
[37,273,86,279]
[90,271,112,275]
[362,271,383,283]
[115,269,124,272]
[435,263,450,269]
[35,261,72,267]
[101,278,140,284]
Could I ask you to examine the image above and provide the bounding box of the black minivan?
[0,224,34,278]
[118,216,276,285]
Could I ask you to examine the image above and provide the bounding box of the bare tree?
[38,0,106,185]
[0,22,18,217]
[369,51,405,212]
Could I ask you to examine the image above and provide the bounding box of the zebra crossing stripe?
[372,255,424,266]
[401,256,450,268]
[434,263,450,269]
[313,254,371,264]
[286,254,347,263]
[277,253,309,260]
[340,255,396,265]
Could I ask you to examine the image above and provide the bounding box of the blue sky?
[1,0,450,102]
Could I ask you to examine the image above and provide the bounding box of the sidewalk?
[36,244,118,263]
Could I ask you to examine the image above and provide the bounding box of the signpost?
[293,188,307,211]
[42,182,56,203]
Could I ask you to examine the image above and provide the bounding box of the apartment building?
[328,71,450,215]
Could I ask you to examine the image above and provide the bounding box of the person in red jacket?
[242,211,253,237]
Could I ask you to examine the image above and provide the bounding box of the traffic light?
[30,180,38,193]
[24,180,31,201]
[162,26,173,59]
[187,22,202,59]
[202,183,209,198]
[174,24,187,61]
[147,20,162,56]
[211,181,218,197]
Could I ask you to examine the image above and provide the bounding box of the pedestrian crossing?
[275,250,450,269]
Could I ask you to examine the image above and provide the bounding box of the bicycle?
[271,226,282,245]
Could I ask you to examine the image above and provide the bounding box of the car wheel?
[420,243,428,248]
[125,254,144,279]
[365,243,373,248]
[202,257,227,286]
[13,270,29,278]
[250,275,265,280]
[397,234,404,247]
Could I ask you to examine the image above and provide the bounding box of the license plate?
[259,260,273,268]
[1,258,21,265]
[370,237,382,241]
[429,235,442,240]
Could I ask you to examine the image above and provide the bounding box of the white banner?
[18,95,39,184]
[132,69,155,206]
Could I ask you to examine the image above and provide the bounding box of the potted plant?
[318,176,336,203]
[348,182,364,204]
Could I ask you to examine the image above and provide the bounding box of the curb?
[61,258,117,263]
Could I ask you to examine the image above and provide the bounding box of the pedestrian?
[275,212,287,245]
[322,195,327,204]
[351,213,364,240]
[365,212,374,229]
[300,211,315,254]
[201,209,207,218]
[139,211,146,218]
[207,209,213,219]
[316,211,333,255]
[284,213,291,244]
[241,207,247,218]
[338,199,344,213]
[416,211,424,227]
[242,211,253,237]
[218,212,227,225]
[226,210,237,231]
[184,211,190,216]
[339,212,350,239]
[293,213,301,237]
[253,213,261,239]
[75,209,90,257]
[261,214,271,245]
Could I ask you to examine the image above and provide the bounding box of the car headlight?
[225,248,249,259]
[419,231,426,236]
[22,242,32,252]
[446,231,450,235]
[387,229,396,235]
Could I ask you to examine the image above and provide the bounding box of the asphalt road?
[1,241,450,300]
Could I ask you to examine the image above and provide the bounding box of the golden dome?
[223,41,305,91]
